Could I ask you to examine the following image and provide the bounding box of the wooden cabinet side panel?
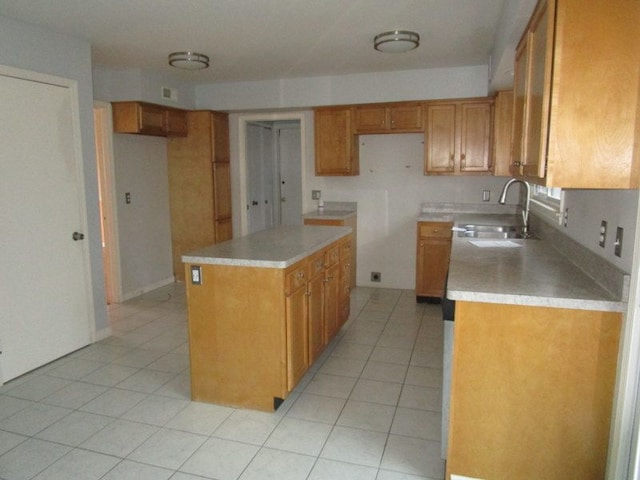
[167,112,215,280]
[212,112,230,163]
[213,162,232,220]
[447,301,622,479]
[493,90,514,177]
[186,264,287,411]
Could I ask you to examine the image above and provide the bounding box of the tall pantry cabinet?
[167,111,232,281]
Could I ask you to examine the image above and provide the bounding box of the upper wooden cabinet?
[314,107,359,176]
[425,100,493,175]
[512,0,640,188]
[112,101,187,137]
[354,102,423,134]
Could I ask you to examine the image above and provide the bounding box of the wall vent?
[161,87,178,102]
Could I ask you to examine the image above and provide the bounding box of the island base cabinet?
[447,301,622,480]
[186,264,288,412]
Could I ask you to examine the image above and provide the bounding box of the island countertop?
[182,225,352,269]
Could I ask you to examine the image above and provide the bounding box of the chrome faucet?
[498,178,531,238]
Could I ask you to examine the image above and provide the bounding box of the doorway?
[93,102,121,304]
[245,120,302,234]
[238,112,307,236]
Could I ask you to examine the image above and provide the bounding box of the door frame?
[237,112,307,236]
[0,65,95,381]
[93,101,122,304]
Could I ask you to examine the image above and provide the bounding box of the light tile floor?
[0,284,445,480]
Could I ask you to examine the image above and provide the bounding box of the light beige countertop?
[302,209,357,220]
[447,234,624,311]
[418,203,625,312]
[182,225,352,269]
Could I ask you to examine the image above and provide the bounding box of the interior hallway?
[0,284,445,480]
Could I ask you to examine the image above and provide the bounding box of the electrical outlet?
[190,265,202,285]
[563,208,569,228]
[482,190,490,202]
[311,190,321,200]
[599,220,607,248]
[371,271,381,282]
[615,227,624,258]
[125,192,131,204]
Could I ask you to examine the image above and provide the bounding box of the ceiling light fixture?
[168,51,210,70]
[374,30,420,53]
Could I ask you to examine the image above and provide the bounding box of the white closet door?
[0,71,92,382]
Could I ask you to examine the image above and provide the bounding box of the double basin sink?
[456,224,529,239]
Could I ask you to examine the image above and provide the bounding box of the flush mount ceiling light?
[374,30,420,53]
[168,51,210,70]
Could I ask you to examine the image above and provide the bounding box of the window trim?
[530,185,564,225]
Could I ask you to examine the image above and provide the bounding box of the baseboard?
[120,276,176,302]
[93,326,112,342]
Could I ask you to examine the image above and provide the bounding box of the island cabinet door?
[307,252,326,364]
[323,262,340,341]
[285,263,309,391]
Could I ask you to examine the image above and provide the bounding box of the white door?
[0,70,92,383]
[277,124,302,225]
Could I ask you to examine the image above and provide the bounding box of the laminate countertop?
[441,214,625,312]
[302,209,357,220]
[182,225,352,269]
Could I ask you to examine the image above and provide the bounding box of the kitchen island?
[182,225,352,412]
[441,212,626,479]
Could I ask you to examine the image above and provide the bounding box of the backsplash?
[531,214,630,302]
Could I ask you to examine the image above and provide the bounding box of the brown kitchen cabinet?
[167,110,232,281]
[284,261,309,390]
[424,100,493,175]
[303,214,357,288]
[338,236,352,327]
[492,90,515,177]
[112,101,187,137]
[447,301,622,479]
[314,107,359,176]
[416,221,453,300]
[185,234,351,411]
[511,0,640,188]
[354,102,424,134]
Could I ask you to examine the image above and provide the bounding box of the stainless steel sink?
[456,224,527,239]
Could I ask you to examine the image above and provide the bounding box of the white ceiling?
[0,0,509,84]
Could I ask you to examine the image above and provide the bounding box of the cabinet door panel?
[425,104,456,173]
[315,108,357,175]
[308,273,325,364]
[416,236,452,298]
[390,104,423,131]
[286,284,308,391]
[138,104,165,135]
[324,263,340,341]
[354,106,387,133]
[460,103,492,172]
[213,162,232,220]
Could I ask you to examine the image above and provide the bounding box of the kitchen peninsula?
[438,209,626,479]
[182,225,352,412]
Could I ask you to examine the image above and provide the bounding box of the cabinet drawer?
[286,264,308,295]
[419,222,453,238]
[325,245,340,266]
[309,251,325,277]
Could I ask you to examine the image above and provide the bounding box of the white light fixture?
[374,30,420,53]
[168,51,210,70]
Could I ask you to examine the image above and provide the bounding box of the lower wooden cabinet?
[416,221,453,300]
[447,301,622,479]
[185,234,351,411]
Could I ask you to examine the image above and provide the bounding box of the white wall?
[560,190,638,272]
[0,15,107,332]
[93,66,197,109]
[112,135,174,298]
[197,65,489,111]
[307,134,517,288]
